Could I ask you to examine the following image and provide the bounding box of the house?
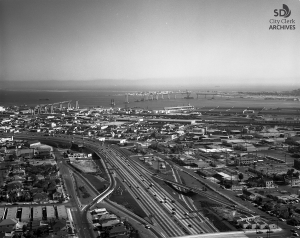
[263,178,274,188]
[0,219,18,233]
[36,175,45,180]
[242,190,257,201]
[109,225,128,238]
[267,223,277,229]
[256,221,267,229]
[239,221,249,229]
[14,221,27,232]
[53,191,62,200]
[33,192,49,203]
[248,220,257,229]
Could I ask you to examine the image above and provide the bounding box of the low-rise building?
[109,225,128,237]
[33,206,43,220]
[6,207,17,220]
[21,207,31,222]
[0,218,18,233]
[46,206,56,219]
[57,205,68,220]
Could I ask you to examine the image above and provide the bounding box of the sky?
[0,0,300,88]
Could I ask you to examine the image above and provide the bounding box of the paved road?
[54,149,94,238]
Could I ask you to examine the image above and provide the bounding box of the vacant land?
[73,173,95,205]
[71,159,98,173]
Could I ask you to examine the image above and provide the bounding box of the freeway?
[107,145,218,236]
[100,146,185,237]
[171,166,219,233]
[130,158,243,213]
[4,132,164,238]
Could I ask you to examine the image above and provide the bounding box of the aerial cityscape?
[1,0,300,238]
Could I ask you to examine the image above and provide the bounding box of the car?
[256,231,263,234]
[279,218,286,222]
[145,224,151,229]
[291,229,296,233]
[266,230,274,233]
[172,211,176,215]
[188,224,192,228]
[293,233,300,237]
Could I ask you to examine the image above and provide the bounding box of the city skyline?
[1,0,300,87]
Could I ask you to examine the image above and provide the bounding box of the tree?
[256,196,263,205]
[238,173,244,181]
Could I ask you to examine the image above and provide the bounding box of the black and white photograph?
[0,0,300,238]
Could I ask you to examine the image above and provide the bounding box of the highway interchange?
[2,132,295,238]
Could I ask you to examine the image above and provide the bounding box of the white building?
[57,205,68,220]
[33,207,43,220]
[21,207,31,222]
[46,206,56,219]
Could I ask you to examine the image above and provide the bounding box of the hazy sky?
[0,0,299,86]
